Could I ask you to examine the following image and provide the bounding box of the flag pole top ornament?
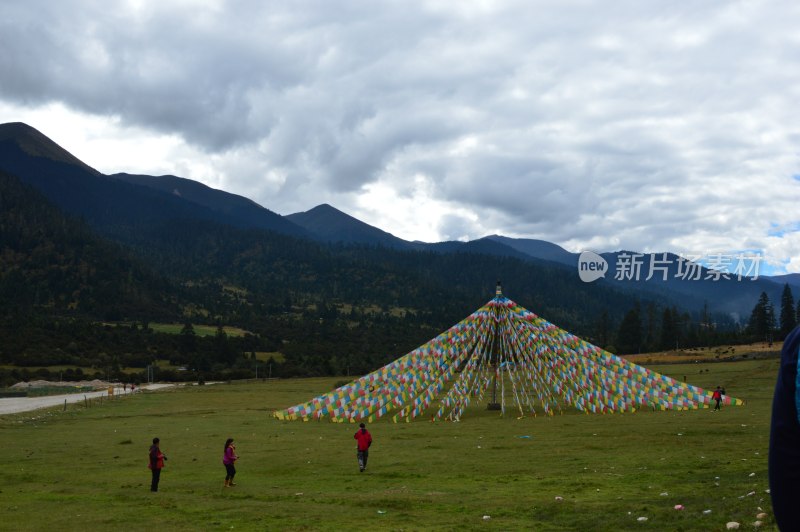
[496,280,502,296]
[274,285,744,423]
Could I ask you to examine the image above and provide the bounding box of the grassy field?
[1,363,182,376]
[146,323,251,337]
[254,351,286,363]
[623,341,779,364]
[101,322,251,337]
[0,358,778,531]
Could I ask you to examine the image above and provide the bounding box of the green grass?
[0,359,778,530]
[146,323,250,337]
[253,351,286,363]
[0,364,80,372]
[1,363,176,375]
[103,322,251,337]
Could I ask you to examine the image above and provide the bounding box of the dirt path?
[0,383,175,415]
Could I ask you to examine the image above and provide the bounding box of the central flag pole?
[488,280,502,411]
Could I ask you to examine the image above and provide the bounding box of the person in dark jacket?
[223,438,239,487]
[354,423,372,472]
[148,437,166,492]
[769,325,800,530]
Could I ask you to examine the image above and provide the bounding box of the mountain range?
[285,189,792,320]
[0,121,795,336]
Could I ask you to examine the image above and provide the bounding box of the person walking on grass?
[354,423,372,472]
[223,438,239,487]
[148,437,166,492]
[712,386,723,411]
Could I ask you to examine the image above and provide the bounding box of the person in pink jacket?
[223,438,239,487]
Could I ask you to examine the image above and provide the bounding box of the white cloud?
[354,175,482,243]
[0,101,193,175]
[0,0,799,272]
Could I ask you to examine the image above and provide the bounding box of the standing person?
[148,437,166,492]
[354,423,372,472]
[712,386,722,411]
[769,325,800,530]
[223,438,238,487]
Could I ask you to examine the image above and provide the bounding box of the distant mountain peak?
[287,203,409,248]
[0,121,99,174]
[301,203,349,215]
[0,122,307,239]
[486,234,576,267]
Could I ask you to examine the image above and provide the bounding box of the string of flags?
[274,286,743,422]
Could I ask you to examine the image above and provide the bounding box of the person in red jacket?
[712,386,723,411]
[148,437,166,492]
[354,423,372,472]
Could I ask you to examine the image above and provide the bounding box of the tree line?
[746,284,798,344]
[609,283,799,355]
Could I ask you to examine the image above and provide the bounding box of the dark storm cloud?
[1,0,799,268]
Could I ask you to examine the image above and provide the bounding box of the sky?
[1,1,799,274]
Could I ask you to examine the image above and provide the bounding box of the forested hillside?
[0,167,668,385]
[0,171,176,319]
[0,122,774,387]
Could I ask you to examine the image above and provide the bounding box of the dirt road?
[0,383,175,415]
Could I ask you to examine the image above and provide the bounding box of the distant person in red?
[148,437,166,492]
[712,386,723,411]
[223,438,239,487]
[354,422,372,472]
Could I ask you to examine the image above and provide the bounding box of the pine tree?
[594,309,610,349]
[617,304,642,354]
[643,302,657,352]
[214,324,237,366]
[748,292,775,342]
[698,301,713,346]
[660,307,677,350]
[179,322,197,356]
[779,284,797,339]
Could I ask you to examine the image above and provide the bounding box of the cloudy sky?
[1,1,799,273]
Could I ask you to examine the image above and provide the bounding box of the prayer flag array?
[275,289,743,422]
